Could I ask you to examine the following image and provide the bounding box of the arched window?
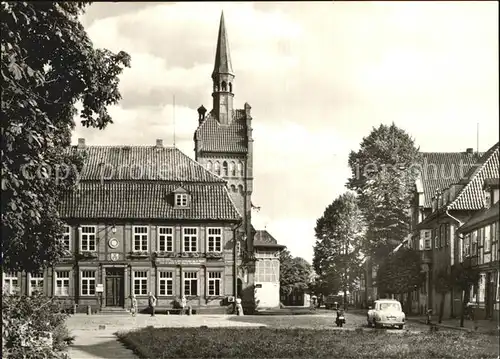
[207,161,212,172]
[229,161,235,176]
[230,185,236,192]
[214,161,220,175]
[222,161,228,177]
[221,81,227,91]
[237,161,243,177]
[238,184,244,194]
[229,83,233,92]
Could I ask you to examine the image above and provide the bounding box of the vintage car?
[367,299,405,329]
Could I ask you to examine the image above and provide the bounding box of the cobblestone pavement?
[66,314,264,359]
[65,311,454,358]
[229,311,434,332]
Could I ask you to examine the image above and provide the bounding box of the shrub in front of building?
[2,291,74,359]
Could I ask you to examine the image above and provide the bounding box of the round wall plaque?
[108,238,119,249]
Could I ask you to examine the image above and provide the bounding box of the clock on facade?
[108,238,119,249]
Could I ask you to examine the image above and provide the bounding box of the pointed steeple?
[212,11,233,79]
[211,11,235,125]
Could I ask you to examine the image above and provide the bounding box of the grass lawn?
[117,327,499,359]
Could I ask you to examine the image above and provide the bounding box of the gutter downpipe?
[233,219,244,309]
[444,208,463,319]
[444,208,464,227]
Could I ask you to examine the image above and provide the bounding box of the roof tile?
[71,146,225,183]
[419,152,482,208]
[195,111,248,154]
[448,142,499,211]
[60,182,240,221]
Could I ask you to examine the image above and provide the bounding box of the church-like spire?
[211,11,235,125]
[212,11,233,78]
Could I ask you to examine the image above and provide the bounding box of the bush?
[2,292,74,359]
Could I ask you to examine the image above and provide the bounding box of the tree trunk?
[438,292,445,323]
[406,291,412,315]
[460,288,469,328]
[343,289,347,311]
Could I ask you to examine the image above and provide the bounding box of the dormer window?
[484,191,491,209]
[176,194,188,206]
[172,186,190,208]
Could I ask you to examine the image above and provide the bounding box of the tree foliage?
[376,247,424,295]
[279,249,313,295]
[313,192,364,296]
[1,2,130,272]
[346,123,421,260]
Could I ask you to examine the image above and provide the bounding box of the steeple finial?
[212,11,233,78]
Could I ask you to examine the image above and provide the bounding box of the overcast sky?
[73,2,499,263]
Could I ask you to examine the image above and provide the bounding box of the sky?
[73,2,499,264]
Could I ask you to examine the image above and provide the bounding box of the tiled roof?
[419,152,482,208]
[253,230,286,248]
[458,201,500,233]
[448,143,499,210]
[195,111,248,154]
[60,182,241,221]
[70,146,225,183]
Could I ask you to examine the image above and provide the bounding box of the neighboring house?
[253,230,286,308]
[2,12,285,312]
[457,188,499,320]
[416,142,499,319]
[408,148,484,315]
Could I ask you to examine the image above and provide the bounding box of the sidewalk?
[348,309,499,334]
[407,314,500,334]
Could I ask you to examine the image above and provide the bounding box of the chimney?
[197,105,207,125]
[466,148,473,154]
[244,102,252,118]
[156,139,163,148]
[77,138,86,149]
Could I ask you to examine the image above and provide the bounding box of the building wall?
[3,221,240,312]
[254,249,280,309]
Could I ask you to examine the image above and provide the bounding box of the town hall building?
[3,12,285,313]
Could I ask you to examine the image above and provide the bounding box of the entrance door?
[105,268,124,307]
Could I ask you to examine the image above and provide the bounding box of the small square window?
[175,193,189,207]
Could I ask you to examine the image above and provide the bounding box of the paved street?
[66,311,438,358]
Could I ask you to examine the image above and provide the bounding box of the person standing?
[131,294,138,317]
[236,297,244,316]
[148,292,157,317]
[180,295,187,315]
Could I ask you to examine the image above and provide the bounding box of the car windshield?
[379,303,401,311]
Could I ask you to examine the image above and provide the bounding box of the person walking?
[148,292,157,317]
[131,294,138,317]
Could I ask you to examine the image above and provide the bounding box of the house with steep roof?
[6,142,242,313]
[407,148,483,314]
[415,142,499,319]
[193,12,285,310]
[4,12,286,313]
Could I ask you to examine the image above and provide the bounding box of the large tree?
[376,247,424,313]
[346,123,421,260]
[1,2,130,272]
[313,192,364,307]
[279,249,313,296]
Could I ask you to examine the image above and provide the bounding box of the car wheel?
[374,320,381,329]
